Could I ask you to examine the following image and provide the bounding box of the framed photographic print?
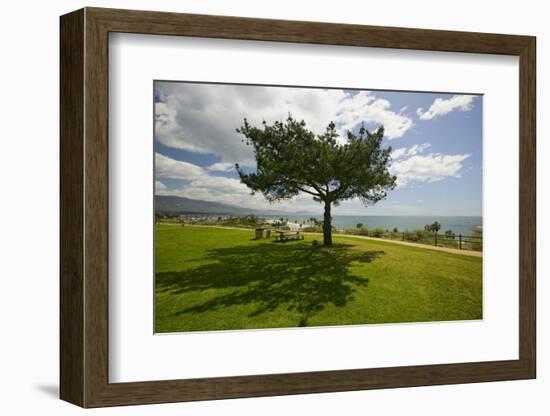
[60,7,536,408]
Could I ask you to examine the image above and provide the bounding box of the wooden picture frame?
[60,7,536,408]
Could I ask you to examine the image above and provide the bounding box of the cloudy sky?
[154,81,482,216]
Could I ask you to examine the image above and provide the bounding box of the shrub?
[469,227,483,251]
[424,221,442,233]
[345,227,369,236]
[357,227,369,236]
[404,230,419,242]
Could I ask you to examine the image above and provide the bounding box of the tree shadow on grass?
[156,243,384,327]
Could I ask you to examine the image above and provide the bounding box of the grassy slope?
[155,225,482,333]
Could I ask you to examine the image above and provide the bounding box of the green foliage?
[424,221,442,234]
[303,225,322,233]
[273,217,288,228]
[403,230,419,242]
[469,227,483,251]
[221,214,264,228]
[308,217,320,226]
[344,227,368,236]
[401,229,432,243]
[444,229,456,238]
[356,227,370,236]
[337,225,481,252]
[356,223,364,229]
[236,115,396,245]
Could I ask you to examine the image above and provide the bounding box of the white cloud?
[390,142,471,188]
[155,153,320,212]
[390,147,407,160]
[154,83,415,167]
[390,151,471,188]
[416,95,476,120]
[155,180,167,192]
[334,92,414,139]
[206,162,236,172]
[391,143,431,160]
[155,152,204,179]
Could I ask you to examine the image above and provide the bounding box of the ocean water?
[261,215,482,236]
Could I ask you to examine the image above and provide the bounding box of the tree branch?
[333,182,349,199]
[307,183,325,198]
[295,185,321,197]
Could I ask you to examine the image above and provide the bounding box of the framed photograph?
[60,7,536,407]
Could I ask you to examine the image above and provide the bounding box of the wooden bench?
[274,230,304,242]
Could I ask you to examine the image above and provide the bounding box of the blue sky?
[154,81,482,216]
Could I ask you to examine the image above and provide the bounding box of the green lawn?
[155,225,482,333]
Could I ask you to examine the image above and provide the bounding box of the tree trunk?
[323,201,332,246]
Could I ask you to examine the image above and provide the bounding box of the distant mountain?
[156,195,250,215]
[155,195,312,216]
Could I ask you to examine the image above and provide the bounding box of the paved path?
[159,223,482,257]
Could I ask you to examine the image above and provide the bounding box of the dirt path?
[332,233,482,257]
[159,223,482,257]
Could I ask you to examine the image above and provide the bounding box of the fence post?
[402,232,405,241]
[435,232,438,247]
[459,234,462,250]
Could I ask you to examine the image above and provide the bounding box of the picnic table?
[273,230,304,242]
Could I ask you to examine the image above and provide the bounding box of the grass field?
[155,225,482,333]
